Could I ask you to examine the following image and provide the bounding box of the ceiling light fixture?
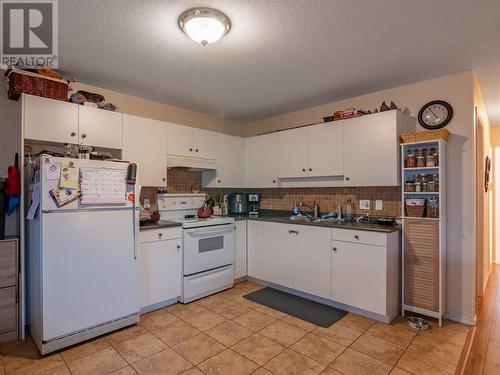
[178,7,231,46]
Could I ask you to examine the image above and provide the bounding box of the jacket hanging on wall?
[5,153,20,215]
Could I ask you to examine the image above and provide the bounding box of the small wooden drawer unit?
[0,238,18,343]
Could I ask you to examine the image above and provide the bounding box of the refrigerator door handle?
[133,207,139,260]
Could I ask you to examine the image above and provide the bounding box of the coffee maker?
[248,193,261,215]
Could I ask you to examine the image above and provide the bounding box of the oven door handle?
[184,224,234,237]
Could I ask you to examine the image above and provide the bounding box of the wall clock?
[418,100,453,130]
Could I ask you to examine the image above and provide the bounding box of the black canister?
[126,163,137,185]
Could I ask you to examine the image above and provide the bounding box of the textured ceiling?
[59,0,500,124]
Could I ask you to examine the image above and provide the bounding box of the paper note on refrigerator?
[79,167,127,205]
[60,162,79,189]
[45,163,61,180]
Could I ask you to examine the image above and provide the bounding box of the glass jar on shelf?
[414,182,422,192]
[427,180,436,192]
[416,156,426,168]
[416,148,426,158]
[422,182,428,192]
[427,197,439,218]
[426,154,437,167]
[419,173,428,183]
[405,151,416,168]
[405,182,415,192]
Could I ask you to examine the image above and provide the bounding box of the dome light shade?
[178,8,231,46]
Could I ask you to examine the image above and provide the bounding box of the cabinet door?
[24,94,79,144]
[278,127,308,178]
[263,223,294,288]
[332,240,386,315]
[294,226,332,299]
[139,238,181,309]
[214,133,246,187]
[234,221,247,279]
[247,221,265,280]
[123,115,168,187]
[166,123,193,157]
[246,133,278,188]
[343,111,399,186]
[308,123,343,177]
[192,128,216,159]
[78,106,123,149]
[0,286,16,334]
[0,240,17,289]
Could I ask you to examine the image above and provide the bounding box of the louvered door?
[404,219,439,311]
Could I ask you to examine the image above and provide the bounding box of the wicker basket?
[6,68,69,101]
[400,129,449,143]
[405,205,425,218]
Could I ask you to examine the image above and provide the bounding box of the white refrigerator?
[27,155,140,354]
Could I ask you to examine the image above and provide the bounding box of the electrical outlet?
[375,200,383,210]
[359,199,370,210]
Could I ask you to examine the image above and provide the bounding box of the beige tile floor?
[0,281,470,375]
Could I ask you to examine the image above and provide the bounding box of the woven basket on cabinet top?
[401,129,449,143]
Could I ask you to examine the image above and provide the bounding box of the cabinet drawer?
[139,227,181,243]
[332,228,387,247]
[0,286,16,334]
[0,241,17,288]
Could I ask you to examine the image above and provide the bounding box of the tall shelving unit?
[401,139,446,326]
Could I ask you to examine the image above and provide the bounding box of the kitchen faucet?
[299,201,320,218]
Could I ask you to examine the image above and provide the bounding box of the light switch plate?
[375,200,383,210]
[359,199,370,210]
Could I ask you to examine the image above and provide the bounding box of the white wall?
[245,71,477,324]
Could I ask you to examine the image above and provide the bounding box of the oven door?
[183,224,235,276]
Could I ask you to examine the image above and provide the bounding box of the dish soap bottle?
[346,199,353,221]
[292,202,300,216]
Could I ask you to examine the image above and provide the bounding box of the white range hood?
[167,154,216,171]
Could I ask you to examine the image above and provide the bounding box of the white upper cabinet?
[246,133,278,188]
[167,123,193,157]
[278,123,343,179]
[203,133,246,188]
[293,225,332,299]
[167,123,216,159]
[278,127,308,178]
[122,114,168,187]
[78,106,123,149]
[192,128,216,159]
[343,111,402,186]
[307,122,343,177]
[24,94,79,144]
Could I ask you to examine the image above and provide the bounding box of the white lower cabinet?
[139,228,182,310]
[247,221,265,280]
[234,221,247,280]
[294,225,332,299]
[263,222,294,288]
[331,240,386,315]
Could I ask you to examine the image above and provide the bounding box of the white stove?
[157,194,235,303]
[157,194,234,228]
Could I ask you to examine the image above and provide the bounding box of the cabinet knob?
[158,233,162,238]
[81,133,87,139]
[272,180,276,183]
[302,168,306,172]
[354,235,359,240]
[217,180,221,183]
[308,168,312,172]
[70,132,76,137]
[177,245,181,250]
[162,178,166,182]
[195,149,199,153]
[189,148,193,152]
[332,247,337,252]
[345,177,350,181]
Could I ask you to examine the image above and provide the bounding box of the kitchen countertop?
[229,210,401,233]
[139,220,182,231]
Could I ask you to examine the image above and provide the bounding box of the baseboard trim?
[455,325,476,375]
[444,313,477,326]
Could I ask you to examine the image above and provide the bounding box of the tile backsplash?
[140,169,402,217]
